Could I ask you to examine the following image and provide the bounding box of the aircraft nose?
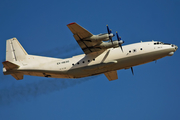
[172,44,178,51]
[175,45,178,51]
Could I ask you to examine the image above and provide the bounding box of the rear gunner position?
[2,23,178,81]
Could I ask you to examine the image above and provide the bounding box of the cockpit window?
[154,42,163,45]
[164,43,171,45]
[154,42,171,45]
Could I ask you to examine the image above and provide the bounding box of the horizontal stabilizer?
[2,61,19,70]
[2,61,23,80]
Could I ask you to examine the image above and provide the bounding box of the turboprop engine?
[97,40,124,49]
[84,33,114,41]
[84,24,125,51]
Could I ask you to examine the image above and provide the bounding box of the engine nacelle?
[96,40,124,49]
[84,33,114,41]
[97,40,118,48]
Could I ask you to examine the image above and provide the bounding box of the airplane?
[2,22,178,81]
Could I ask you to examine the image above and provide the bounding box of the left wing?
[67,22,110,54]
[67,22,93,39]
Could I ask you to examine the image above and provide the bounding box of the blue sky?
[0,0,180,120]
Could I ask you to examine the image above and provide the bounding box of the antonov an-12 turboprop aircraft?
[2,23,178,81]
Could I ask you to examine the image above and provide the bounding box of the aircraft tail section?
[6,38,28,62]
[2,61,23,80]
[2,61,19,70]
[3,38,27,80]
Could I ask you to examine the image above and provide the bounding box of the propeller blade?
[107,25,111,34]
[107,25,113,45]
[131,67,134,75]
[116,31,123,52]
[110,29,112,33]
[109,38,113,45]
[119,44,123,52]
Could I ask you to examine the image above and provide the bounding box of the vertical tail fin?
[6,38,28,62]
[3,38,27,80]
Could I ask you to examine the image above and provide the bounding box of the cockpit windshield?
[154,42,171,45]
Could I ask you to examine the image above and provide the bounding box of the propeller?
[106,25,114,45]
[131,67,134,75]
[116,31,124,52]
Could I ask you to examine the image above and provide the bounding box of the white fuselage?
[9,41,177,79]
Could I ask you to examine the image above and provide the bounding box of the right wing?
[104,70,118,81]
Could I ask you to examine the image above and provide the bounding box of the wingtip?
[67,22,76,26]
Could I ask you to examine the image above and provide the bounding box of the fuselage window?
[66,61,69,63]
[93,59,95,61]
[72,64,74,66]
[133,49,136,52]
[140,48,142,50]
[129,50,131,53]
[82,61,85,63]
[77,62,79,64]
[88,60,90,62]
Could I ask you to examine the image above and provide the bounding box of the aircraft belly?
[17,70,73,79]
[66,62,117,78]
